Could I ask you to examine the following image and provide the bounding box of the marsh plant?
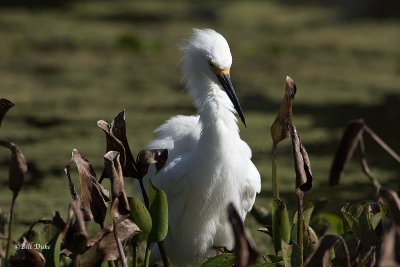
[0,75,399,267]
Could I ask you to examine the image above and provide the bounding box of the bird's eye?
[208,61,219,73]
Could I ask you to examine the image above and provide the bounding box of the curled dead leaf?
[0,140,27,194]
[98,110,138,179]
[104,151,130,219]
[379,224,400,266]
[305,234,350,267]
[79,218,140,266]
[289,125,313,192]
[379,188,400,225]
[0,98,15,128]
[65,149,109,227]
[61,199,88,258]
[257,225,273,238]
[110,110,137,177]
[27,211,66,240]
[228,203,258,267]
[10,238,45,267]
[137,149,168,179]
[329,119,365,186]
[270,76,296,145]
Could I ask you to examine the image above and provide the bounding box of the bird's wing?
[137,115,200,209]
[146,115,201,164]
[240,141,262,217]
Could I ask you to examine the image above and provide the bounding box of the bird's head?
[182,28,246,127]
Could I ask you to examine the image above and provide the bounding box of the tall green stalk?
[157,241,171,267]
[272,144,279,199]
[297,193,304,267]
[144,242,151,267]
[132,245,138,267]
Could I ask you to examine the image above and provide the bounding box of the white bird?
[145,28,261,266]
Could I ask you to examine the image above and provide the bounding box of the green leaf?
[281,241,302,267]
[371,202,386,230]
[310,212,344,236]
[291,202,315,241]
[27,224,62,267]
[200,253,235,267]
[303,224,318,260]
[272,199,291,254]
[128,196,152,244]
[341,203,358,230]
[341,201,379,247]
[357,206,378,246]
[147,180,168,243]
[293,202,314,226]
[251,205,272,226]
[262,255,284,267]
[42,225,62,267]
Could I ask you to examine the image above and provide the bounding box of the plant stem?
[5,192,18,265]
[297,192,304,267]
[272,144,279,199]
[364,125,400,163]
[143,242,152,267]
[113,220,128,267]
[132,244,138,267]
[157,241,171,267]
[139,179,149,209]
[74,255,80,267]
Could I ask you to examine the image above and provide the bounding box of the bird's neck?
[187,75,240,143]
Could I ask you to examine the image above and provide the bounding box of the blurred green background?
[0,0,399,254]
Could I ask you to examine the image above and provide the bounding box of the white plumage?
[145,29,261,266]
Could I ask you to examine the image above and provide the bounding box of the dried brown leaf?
[64,166,78,200]
[0,140,27,194]
[10,238,45,267]
[228,203,258,267]
[111,110,137,177]
[98,120,126,176]
[270,76,296,145]
[104,151,130,219]
[379,188,400,225]
[79,218,140,266]
[98,111,138,179]
[257,225,273,238]
[379,225,400,266]
[305,235,350,267]
[0,98,14,128]
[61,200,88,257]
[51,211,66,232]
[136,149,168,179]
[27,211,66,240]
[289,125,312,192]
[329,119,365,186]
[66,149,109,227]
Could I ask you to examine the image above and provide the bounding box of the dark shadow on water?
[19,115,67,129]
[0,160,60,188]
[80,11,175,25]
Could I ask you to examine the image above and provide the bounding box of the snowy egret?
[146,28,261,266]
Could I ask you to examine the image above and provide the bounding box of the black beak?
[217,74,246,127]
